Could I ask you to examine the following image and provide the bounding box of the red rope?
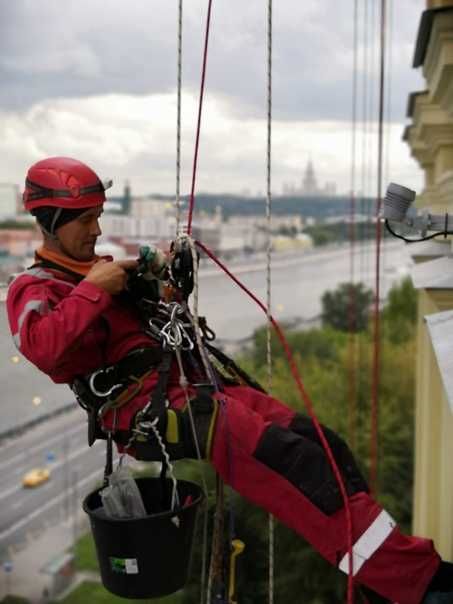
[195,239,355,602]
[370,0,386,497]
[184,3,354,599]
[186,0,214,236]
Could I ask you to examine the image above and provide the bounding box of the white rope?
[148,421,180,510]
[176,0,183,235]
[265,2,274,603]
[173,345,210,604]
[350,0,358,251]
[184,236,217,385]
[381,0,393,284]
[183,234,218,604]
[360,0,369,287]
[171,234,216,604]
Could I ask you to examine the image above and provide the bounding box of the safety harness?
[31,256,263,459]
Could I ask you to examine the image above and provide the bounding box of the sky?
[0,0,427,198]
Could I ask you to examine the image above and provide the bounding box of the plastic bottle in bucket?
[83,473,204,599]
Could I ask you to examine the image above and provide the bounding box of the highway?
[0,408,107,559]
[197,239,411,342]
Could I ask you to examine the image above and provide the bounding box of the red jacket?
[6,264,184,432]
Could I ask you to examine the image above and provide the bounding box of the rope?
[175,0,183,235]
[195,239,355,604]
[370,0,386,496]
[186,236,218,385]
[172,344,210,604]
[348,0,359,455]
[265,1,274,603]
[187,0,214,236]
[147,421,180,511]
[381,0,394,297]
[384,0,393,188]
[180,2,354,599]
[357,0,369,450]
[186,236,234,603]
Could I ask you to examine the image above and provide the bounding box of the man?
[7,157,453,603]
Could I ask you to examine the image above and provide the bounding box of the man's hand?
[85,259,139,295]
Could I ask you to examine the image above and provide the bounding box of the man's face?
[56,205,103,261]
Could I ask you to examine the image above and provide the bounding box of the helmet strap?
[49,208,63,236]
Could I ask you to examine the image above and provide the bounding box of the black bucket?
[83,477,204,599]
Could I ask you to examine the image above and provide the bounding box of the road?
[197,239,411,342]
[0,408,107,559]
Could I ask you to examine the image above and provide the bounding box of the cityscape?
[0,160,370,285]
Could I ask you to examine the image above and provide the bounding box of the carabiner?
[89,367,123,398]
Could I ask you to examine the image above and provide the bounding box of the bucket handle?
[103,431,113,487]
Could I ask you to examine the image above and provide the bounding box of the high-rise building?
[301,160,318,195]
[281,160,337,197]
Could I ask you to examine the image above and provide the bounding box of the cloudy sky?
[0,0,426,197]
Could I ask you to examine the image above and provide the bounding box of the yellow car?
[22,468,50,488]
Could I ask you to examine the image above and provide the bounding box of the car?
[22,468,50,488]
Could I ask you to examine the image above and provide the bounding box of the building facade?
[405,0,453,559]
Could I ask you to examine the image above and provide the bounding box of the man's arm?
[7,259,138,375]
[7,276,112,374]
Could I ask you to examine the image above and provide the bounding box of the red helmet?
[23,157,112,212]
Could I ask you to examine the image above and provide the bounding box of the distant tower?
[123,180,131,214]
[302,160,318,195]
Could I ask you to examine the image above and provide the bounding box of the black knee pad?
[289,414,369,495]
[254,424,345,515]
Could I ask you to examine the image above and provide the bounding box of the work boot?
[422,562,453,604]
[423,592,453,603]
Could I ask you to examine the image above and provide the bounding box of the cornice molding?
[423,11,453,83]
[413,6,453,67]
[418,123,453,153]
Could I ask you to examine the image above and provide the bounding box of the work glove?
[138,245,169,280]
[133,393,219,462]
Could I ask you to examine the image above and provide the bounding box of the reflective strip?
[26,268,76,289]
[14,299,49,350]
[339,510,396,576]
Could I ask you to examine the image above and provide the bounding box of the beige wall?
[413,291,453,558]
[406,3,453,560]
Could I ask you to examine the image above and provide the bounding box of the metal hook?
[89,367,123,398]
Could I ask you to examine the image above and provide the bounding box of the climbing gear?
[23,156,111,211]
[132,384,219,462]
[169,237,198,300]
[138,245,169,280]
[87,348,162,398]
[72,347,163,446]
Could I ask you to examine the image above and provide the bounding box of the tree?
[381,276,417,344]
[321,282,373,332]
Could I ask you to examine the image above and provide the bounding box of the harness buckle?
[89,366,123,398]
